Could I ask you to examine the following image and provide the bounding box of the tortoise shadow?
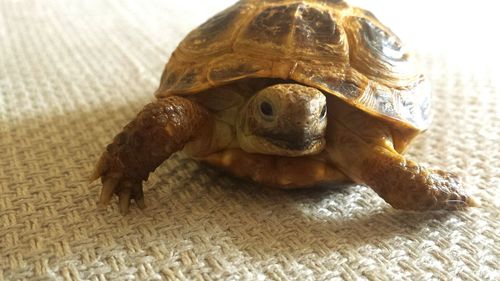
[151,167,458,257]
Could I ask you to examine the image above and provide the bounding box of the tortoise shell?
[155,0,431,130]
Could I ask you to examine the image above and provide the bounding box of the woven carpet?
[1,0,498,280]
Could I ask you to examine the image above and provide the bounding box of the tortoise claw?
[132,184,146,209]
[93,150,146,213]
[445,195,480,210]
[99,178,145,214]
[99,177,118,207]
[119,188,132,214]
[135,197,146,209]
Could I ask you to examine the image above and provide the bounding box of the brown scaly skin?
[361,151,477,210]
[91,96,211,213]
[325,98,479,211]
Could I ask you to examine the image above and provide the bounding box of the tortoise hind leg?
[92,96,212,213]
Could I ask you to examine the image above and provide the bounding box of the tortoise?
[92,0,478,213]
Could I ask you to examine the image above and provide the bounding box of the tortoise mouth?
[264,134,324,151]
[238,133,326,157]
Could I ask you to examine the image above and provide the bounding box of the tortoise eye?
[260,101,274,118]
[320,105,327,119]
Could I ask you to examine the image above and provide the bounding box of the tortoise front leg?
[325,99,478,211]
[357,147,479,210]
[91,96,212,213]
[327,136,479,210]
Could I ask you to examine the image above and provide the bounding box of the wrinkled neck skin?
[237,83,327,157]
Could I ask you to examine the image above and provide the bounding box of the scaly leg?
[357,146,478,210]
[91,96,212,213]
[326,99,478,211]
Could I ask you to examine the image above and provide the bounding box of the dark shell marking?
[331,81,363,100]
[360,17,405,61]
[185,4,241,50]
[294,4,341,55]
[242,4,297,46]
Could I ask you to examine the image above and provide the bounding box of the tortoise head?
[237,84,327,156]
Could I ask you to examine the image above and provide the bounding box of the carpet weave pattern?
[1,0,498,280]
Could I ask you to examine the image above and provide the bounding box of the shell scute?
[157,0,430,130]
[293,5,343,57]
[245,5,296,45]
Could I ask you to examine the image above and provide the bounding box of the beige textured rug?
[1,0,499,280]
